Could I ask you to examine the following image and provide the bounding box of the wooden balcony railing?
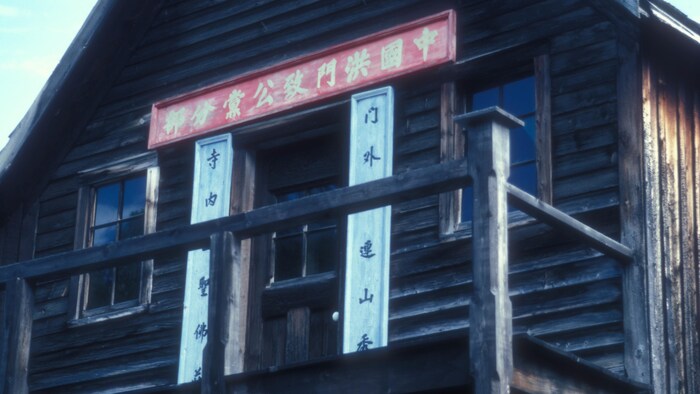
[0,107,633,394]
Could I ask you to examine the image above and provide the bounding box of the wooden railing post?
[202,231,241,394]
[1,278,34,394]
[456,107,523,394]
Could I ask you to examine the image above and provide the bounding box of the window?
[86,177,146,309]
[272,184,338,282]
[439,55,551,235]
[462,76,537,222]
[69,153,159,323]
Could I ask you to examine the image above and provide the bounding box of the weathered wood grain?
[535,55,553,204]
[460,107,520,393]
[691,90,700,394]
[2,278,34,394]
[677,83,698,394]
[285,307,310,364]
[439,82,461,235]
[616,34,650,383]
[659,71,684,394]
[202,231,238,394]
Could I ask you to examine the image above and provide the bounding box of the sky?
[0,0,699,152]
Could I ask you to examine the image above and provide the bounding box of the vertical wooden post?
[617,36,651,384]
[202,231,239,394]
[641,57,666,394]
[456,107,523,394]
[1,278,34,394]
[534,54,553,205]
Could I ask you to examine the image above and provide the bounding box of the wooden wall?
[642,38,700,394]
[2,0,631,391]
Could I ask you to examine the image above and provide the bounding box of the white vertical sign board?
[343,86,393,353]
[178,134,233,383]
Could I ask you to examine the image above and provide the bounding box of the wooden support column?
[1,278,34,394]
[456,107,523,394]
[617,37,651,384]
[202,231,240,394]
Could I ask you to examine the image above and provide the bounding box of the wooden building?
[0,0,698,392]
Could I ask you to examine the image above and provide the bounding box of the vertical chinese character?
[345,49,371,83]
[284,69,308,100]
[198,276,210,297]
[359,240,376,258]
[365,106,378,124]
[381,38,403,70]
[254,79,275,108]
[223,89,245,120]
[363,146,381,167]
[357,334,373,351]
[194,323,208,342]
[414,27,438,61]
[193,367,202,382]
[191,99,216,127]
[317,58,337,88]
[164,107,186,135]
[207,149,220,169]
[359,288,374,304]
[205,192,218,207]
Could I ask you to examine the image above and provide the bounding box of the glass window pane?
[503,76,535,116]
[461,186,474,223]
[308,184,337,195]
[472,87,499,110]
[114,262,140,303]
[122,177,146,218]
[94,183,120,226]
[306,228,337,275]
[510,116,536,164]
[119,217,144,240]
[274,235,303,281]
[87,268,113,309]
[510,162,537,197]
[92,225,117,247]
[276,191,305,203]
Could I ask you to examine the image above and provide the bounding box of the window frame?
[68,152,159,325]
[439,54,552,236]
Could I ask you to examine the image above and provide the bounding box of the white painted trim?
[343,86,393,354]
[178,133,234,383]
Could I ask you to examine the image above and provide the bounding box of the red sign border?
[149,9,456,149]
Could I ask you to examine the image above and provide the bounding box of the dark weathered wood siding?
[11,0,630,391]
[642,35,700,394]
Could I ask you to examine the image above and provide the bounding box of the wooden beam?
[0,158,471,282]
[534,54,553,204]
[616,34,651,383]
[641,56,666,394]
[202,232,239,394]
[439,82,462,235]
[458,106,522,394]
[506,184,634,263]
[1,278,34,394]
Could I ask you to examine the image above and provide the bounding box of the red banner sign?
[148,10,456,149]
